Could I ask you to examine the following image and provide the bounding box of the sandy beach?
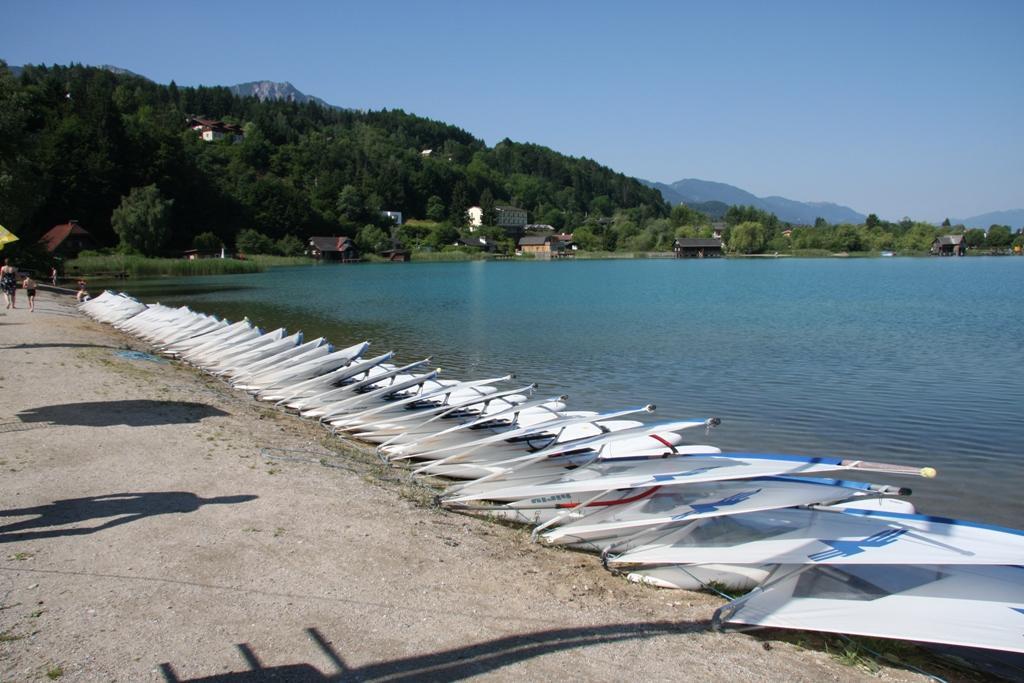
[0,289,932,682]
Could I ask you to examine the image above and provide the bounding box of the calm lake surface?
[114,257,1024,527]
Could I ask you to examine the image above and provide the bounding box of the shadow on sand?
[16,400,229,427]
[0,491,257,543]
[159,622,703,682]
[0,342,119,350]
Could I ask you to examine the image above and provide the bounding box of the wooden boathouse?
[930,234,966,256]
[308,236,359,262]
[673,238,723,258]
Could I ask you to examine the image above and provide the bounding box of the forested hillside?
[0,62,669,254]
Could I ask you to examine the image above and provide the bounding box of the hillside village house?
[38,220,97,259]
[187,116,244,143]
[468,205,528,235]
[931,234,966,256]
[308,236,359,262]
[380,211,403,225]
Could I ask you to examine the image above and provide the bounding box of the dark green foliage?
[276,233,306,256]
[964,229,986,248]
[193,231,222,251]
[110,184,173,256]
[356,224,389,254]
[236,228,275,255]
[479,188,496,226]
[425,195,446,222]
[986,225,1012,248]
[0,62,672,254]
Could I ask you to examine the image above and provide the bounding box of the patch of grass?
[46,666,64,679]
[826,638,881,673]
[67,254,263,277]
[0,629,25,642]
[9,551,33,561]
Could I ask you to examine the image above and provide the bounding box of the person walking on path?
[1,258,17,309]
[50,266,58,286]
[22,274,37,312]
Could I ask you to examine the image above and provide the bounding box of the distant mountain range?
[951,209,1024,230]
[641,178,867,226]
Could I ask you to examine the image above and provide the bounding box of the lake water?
[113,257,1024,528]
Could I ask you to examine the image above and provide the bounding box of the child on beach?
[22,275,37,313]
[76,279,89,302]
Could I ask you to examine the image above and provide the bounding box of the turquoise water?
[117,258,1024,527]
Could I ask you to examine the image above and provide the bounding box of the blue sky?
[2,0,1021,221]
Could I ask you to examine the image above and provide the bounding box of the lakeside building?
[308,236,359,262]
[38,219,98,259]
[379,248,411,262]
[673,238,724,258]
[517,234,564,258]
[468,205,529,236]
[380,211,403,225]
[930,234,966,256]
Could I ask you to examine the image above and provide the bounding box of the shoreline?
[1,290,941,681]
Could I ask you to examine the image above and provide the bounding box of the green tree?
[425,195,446,222]
[729,221,767,254]
[111,184,174,256]
[964,229,986,248]
[336,185,365,224]
[865,213,880,229]
[193,231,222,252]
[356,224,389,254]
[669,203,704,227]
[427,223,460,249]
[987,225,1012,249]
[479,188,496,226]
[236,228,275,255]
[449,182,469,227]
[275,233,305,256]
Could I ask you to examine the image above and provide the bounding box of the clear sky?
[2,0,1021,221]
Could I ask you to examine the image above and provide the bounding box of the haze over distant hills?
[951,209,1024,230]
[642,178,868,226]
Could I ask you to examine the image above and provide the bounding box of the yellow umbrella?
[0,224,18,251]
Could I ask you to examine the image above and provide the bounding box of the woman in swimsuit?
[0,258,17,309]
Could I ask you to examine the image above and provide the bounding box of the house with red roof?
[38,220,98,258]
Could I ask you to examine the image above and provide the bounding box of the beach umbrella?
[0,224,18,250]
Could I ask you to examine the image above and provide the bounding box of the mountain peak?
[228,80,334,108]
